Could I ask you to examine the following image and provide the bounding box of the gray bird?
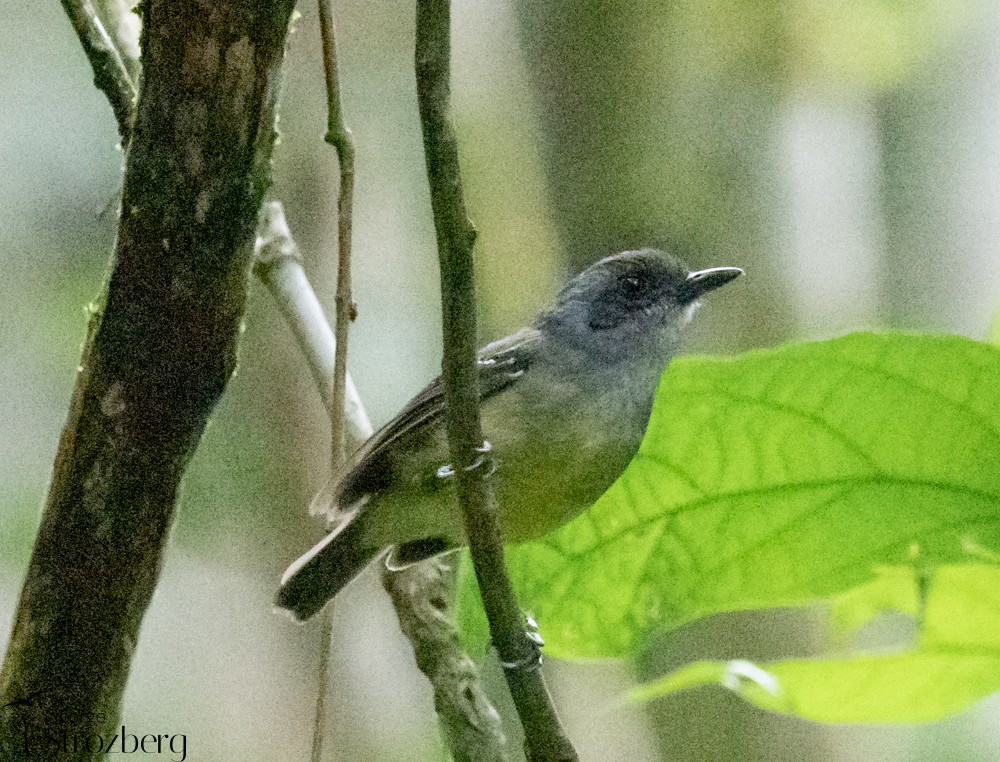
[277,249,742,621]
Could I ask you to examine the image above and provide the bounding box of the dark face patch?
[536,248,706,367]
[581,251,690,331]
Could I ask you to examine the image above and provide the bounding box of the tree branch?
[253,201,372,445]
[0,3,294,757]
[60,0,136,143]
[383,561,508,762]
[414,1,578,759]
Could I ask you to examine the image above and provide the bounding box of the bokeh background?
[3,0,1000,759]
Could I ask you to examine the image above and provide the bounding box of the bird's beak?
[680,266,743,304]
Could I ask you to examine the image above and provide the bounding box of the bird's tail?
[275,513,381,622]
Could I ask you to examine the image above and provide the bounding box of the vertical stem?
[414,1,578,759]
[314,3,357,760]
[310,611,335,762]
[319,0,356,471]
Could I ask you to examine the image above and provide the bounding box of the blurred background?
[2,0,1000,759]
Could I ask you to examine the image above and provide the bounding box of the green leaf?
[631,563,1000,722]
[459,333,1000,686]
[631,651,1000,723]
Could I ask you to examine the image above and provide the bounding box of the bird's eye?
[621,276,647,300]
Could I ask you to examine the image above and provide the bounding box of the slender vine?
[414,0,578,759]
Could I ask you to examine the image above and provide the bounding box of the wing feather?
[314,328,541,518]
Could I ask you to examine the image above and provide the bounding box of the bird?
[276,249,742,621]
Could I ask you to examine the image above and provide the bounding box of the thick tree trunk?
[0,2,294,758]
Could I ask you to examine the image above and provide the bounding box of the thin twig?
[310,610,335,762]
[414,1,578,760]
[60,0,136,143]
[319,0,356,471]
[316,6,356,759]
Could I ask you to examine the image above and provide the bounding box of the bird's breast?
[481,369,649,542]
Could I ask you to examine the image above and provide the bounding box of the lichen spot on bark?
[182,37,220,85]
[222,37,255,147]
[184,140,203,176]
[100,382,126,419]
[195,189,211,224]
[175,101,208,178]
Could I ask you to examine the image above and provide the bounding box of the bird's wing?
[314,327,542,518]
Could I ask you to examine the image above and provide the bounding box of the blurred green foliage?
[789,0,967,91]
